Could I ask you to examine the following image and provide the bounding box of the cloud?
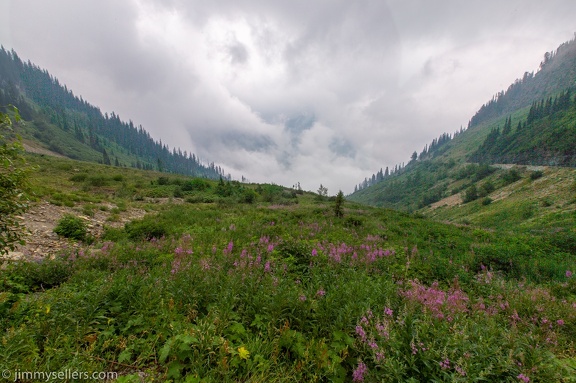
[4,0,576,193]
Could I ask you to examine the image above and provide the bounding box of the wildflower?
[439,358,450,369]
[517,373,530,382]
[375,351,385,362]
[237,346,250,360]
[352,361,368,382]
[355,325,367,342]
[455,365,466,376]
[384,307,393,316]
[311,248,318,256]
[264,261,271,273]
[567,270,573,278]
[316,289,326,297]
[299,295,306,302]
[557,319,565,326]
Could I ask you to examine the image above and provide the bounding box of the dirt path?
[3,201,146,261]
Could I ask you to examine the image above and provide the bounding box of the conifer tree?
[334,190,344,218]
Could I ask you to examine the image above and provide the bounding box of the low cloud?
[4,0,576,193]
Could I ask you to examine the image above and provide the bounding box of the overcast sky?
[2,1,575,193]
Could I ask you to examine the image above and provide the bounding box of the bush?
[481,197,493,206]
[241,189,257,204]
[88,175,109,187]
[501,169,521,185]
[530,170,544,180]
[0,108,30,254]
[182,179,210,192]
[157,176,170,185]
[69,173,88,182]
[463,185,478,203]
[125,219,168,240]
[54,214,88,241]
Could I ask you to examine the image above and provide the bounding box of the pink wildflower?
[352,361,368,382]
[439,358,450,369]
[384,307,393,316]
[567,270,573,278]
[557,319,565,326]
[299,295,306,302]
[517,373,530,382]
[355,325,367,342]
[316,289,326,297]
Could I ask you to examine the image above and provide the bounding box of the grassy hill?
[1,154,575,381]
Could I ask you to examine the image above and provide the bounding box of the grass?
[425,166,576,235]
[1,154,575,382]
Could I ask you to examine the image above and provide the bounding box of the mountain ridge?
[0,46,226,180]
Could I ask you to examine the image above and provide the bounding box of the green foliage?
[501,168,522,185]
[530,170,544,180]
[53,214,88,241]
[1,188,575,381]
[334,190,344,218]
[463,184,478,203]
[0,107,30,254]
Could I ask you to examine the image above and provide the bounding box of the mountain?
[0,47,225,179]
[348,37,576,233]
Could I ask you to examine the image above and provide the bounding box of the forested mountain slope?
[349,37,576,218]
[0,47,225,179]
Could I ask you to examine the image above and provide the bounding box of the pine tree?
[334,190,344,218]
[102,148,111,165]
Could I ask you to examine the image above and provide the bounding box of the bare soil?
[4,201,146,261]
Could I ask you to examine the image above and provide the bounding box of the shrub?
[157,176,170,185]
[463,185,478,203]
[501,169,521,185]
[125,219,168,240]
[530,170,544,180]
[182,179,210,192]
[173,186,184,198]
[241,189,257,204]
[69,173,88,182]
[481,197,493,206]
[344,216,363,227]
[479,181,495,197]
[0,108,30,254]
[54,214,88,241]
[88,175,109,187]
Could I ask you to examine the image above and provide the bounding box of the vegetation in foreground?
[1,156,575,382]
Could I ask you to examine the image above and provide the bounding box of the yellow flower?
[237,346,250,360]
[45,305,50,314]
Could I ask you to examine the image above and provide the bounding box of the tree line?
[469,88,576,166]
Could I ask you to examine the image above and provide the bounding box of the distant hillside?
[348,36,576,223]
[467,36,576,128]
[0,47,225,179]
[469,90,576,166]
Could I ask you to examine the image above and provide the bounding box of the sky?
[1,1,575,194]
